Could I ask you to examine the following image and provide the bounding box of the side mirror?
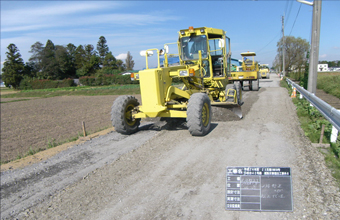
[140,50,154,57]
[218,39,225,48]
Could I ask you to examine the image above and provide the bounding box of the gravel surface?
[1,74,339,219]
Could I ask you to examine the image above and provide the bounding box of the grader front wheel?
[187,93,211,136]
[111,95,141,135]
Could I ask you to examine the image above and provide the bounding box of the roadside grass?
[317,74,340,99]
[0,87,14,91]
[0,126,111,165]
[325,140,340,188]
[281,79,340,188]
[0,84,141,99]
[0,87,19,95]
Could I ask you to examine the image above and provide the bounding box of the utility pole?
[297,0,322,94]
[282,15,285,76]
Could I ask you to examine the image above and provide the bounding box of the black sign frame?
[226,167,293,212]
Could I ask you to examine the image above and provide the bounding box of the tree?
[97,36,109,65]
[125,51,135,70]
[40,40,60,79]
[28,41,44,74]
[55,45,77,79]
[1,44,25,88]
[273,36,309,77]
[116,60,126,72]
[75,45,86,70]
[23,61,37,78]
[75,44,100,77]
[102,52,117,70]
[65,43,77,78]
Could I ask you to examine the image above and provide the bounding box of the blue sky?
[1,0,340,71]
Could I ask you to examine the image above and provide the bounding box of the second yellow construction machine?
[259,64,270,79]
[228,52,260,91]
[111,26,243,136]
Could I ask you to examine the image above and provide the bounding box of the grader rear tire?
[187,93,211,136]
[111,95,140,135]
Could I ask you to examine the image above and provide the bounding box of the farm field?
[0,95,141,163]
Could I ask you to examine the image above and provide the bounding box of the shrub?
[19,78,75,90]
[79,74,138,86]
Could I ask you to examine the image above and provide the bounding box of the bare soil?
[0,95,141,162]
[316,89,340,109]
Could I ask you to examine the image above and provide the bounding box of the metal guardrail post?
[286,78,340,132]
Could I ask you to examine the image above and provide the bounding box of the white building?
[318,64,329,72]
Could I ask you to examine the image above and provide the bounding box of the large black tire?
[111,95,140,135]
[187,93,211,136]
[251,79,259,91]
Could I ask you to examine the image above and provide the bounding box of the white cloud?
[1,25,50,33]
[90,13,179,26]
[116,53,127,60]
[1,2,123,32]
[319,54,327,58]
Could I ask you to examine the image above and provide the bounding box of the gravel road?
[1,74,339,219]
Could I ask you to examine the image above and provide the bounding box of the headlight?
[179,70,188,76]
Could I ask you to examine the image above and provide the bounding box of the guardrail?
[286,78,340,132]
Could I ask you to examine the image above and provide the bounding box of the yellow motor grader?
[111,26,243,136]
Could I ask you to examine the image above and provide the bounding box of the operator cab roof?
[241,52,256,56]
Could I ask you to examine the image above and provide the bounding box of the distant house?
[318,64,329,72]
[329,67,340,72]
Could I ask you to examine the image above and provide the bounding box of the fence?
[286,78,340,142]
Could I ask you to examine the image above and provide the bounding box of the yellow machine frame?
[112,26,243,136]
[228,52,260,90]
[259,64,270,79]
[133,27,241,119]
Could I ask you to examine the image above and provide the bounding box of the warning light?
[189,68,195,76]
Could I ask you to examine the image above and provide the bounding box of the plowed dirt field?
[1,95,138,162]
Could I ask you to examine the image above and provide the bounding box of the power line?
[289,4,302,36]
[257,31,281,54]
[285,0,294,28]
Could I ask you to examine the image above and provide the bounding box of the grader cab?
[111,27,243,136]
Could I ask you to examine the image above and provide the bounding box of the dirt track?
[1,74,340,219]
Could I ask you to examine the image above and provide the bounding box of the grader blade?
[211,102,243,119]
[225,105,243,119]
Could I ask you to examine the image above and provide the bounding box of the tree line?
[319,60,340,67]
[272,36,310,76]
[1,36,135,89]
